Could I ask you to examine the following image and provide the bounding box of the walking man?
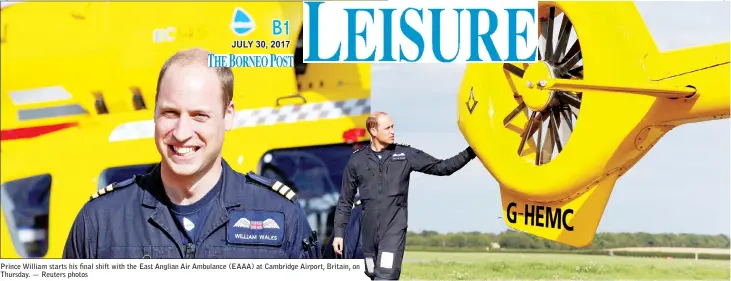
[332,112,477,279]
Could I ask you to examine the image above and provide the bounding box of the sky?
[370,2,731,236]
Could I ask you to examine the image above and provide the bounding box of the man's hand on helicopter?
[332,237,344,255]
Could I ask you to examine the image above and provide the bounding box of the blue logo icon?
[231,7,256,36]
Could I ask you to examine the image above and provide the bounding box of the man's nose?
[172,118,194,142]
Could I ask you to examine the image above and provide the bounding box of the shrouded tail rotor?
[502,7,583,166]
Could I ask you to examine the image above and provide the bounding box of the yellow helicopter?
[457,1,730,248]
[0,2,371,258]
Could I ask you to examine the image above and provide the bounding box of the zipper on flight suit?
[376,158,386,240]
[184,243,196,258]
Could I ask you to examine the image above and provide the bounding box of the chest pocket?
[356,161,378,199]
[357,160,376,184]
[108,246,178,258]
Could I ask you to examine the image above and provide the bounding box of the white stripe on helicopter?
[9,86,73,106]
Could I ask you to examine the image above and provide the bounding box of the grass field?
[610,247,730,254]
[400,251,730,280]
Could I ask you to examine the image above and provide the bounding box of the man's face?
[372,114,395,145]
[154,63,234,177]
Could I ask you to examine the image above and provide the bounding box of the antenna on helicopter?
[131,87,147,110]
[93,92,109,114]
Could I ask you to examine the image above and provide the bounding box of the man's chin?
[165,161,201,177]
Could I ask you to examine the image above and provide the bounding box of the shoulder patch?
[246,172,297,202]
[395,143,410,147]
[90,176,136,201]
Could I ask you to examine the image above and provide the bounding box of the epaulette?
[352,200,362,208]
[90,176,136,201]
[352,146,366,154]
[395,143,410,147]
[246,172,297,202]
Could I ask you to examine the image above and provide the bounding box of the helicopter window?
[98,164,157,191]
[257,141,367,240]
[0,174,52,258]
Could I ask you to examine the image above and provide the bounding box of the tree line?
[405,230,731,250]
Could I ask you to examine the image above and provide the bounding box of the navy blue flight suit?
[62,160,321,259]
[323,200,364,259]
[334,143,476,280]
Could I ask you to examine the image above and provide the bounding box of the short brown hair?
[155,48,234,111]
[366,112,388,136]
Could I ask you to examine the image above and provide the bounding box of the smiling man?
[62,48,319,259]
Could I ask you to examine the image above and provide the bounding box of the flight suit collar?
[365,142,396,162]
[220,159,244,208]
[139,164,185,250]
[197,160,237,245]
[363,142,396,153]
[140,160,239,248]
[141,164,163,208]
[140,160,238,208]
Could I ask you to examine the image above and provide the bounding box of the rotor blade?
[556,108,572,152]
[539,19,549,61]
[560,41,581,67]
[552,107,562,129]
[518,111,538,155]
[521,110,548,138]
[551,16,573,63]
[544,7,556,60]
[535,114,544,166]
[560,49,582,73]
[540,108,566,164]
[560,108,574,131]
[561,54,582,76]
[568,65,584,78]
[540,119,555,164]
[503,102,526,127]
[503,63,525,78]
[556,91,581,109]
[549,109,563,153]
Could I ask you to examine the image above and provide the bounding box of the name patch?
[227,210,285,246]
[391,152,406,161]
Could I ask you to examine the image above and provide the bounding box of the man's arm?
[290,204,319,259]
[409,146,476,176]
[333,159,358,238]
[62,206,94,259]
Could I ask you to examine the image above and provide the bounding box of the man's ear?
[224,101,235,131]
[368,127,377,137]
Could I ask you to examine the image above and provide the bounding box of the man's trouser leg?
[361,213,377,280]
[373,224,406,280]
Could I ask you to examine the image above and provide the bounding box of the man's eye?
[194,114,209,121]
[163,111,177,117]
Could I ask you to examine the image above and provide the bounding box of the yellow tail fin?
[500,176,618,248]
